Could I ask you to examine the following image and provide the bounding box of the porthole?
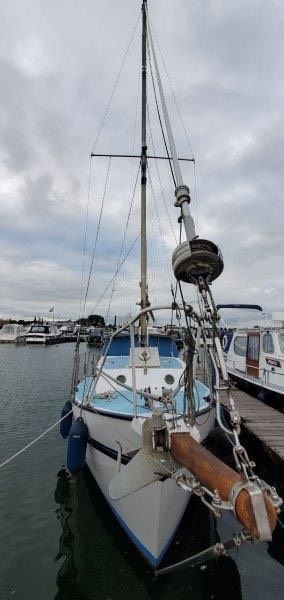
[164,374,175,385]
[117,374,126,384]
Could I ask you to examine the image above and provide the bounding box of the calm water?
[0,343,283,600]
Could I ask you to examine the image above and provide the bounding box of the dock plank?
[220,386,284,461]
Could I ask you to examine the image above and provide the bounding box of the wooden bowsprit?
[170,432,279,540]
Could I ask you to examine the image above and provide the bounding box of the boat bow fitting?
[170,432,279,541]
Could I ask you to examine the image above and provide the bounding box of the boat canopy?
[107,334,178,357]
[0,324,20,334]
[217,304,263,312]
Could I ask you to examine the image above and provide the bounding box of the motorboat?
[87,327,104,348]
[219,305,284,402]
[0,323,26,343]
[25,323,62,344]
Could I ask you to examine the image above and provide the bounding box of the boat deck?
[220,386,284,462]
[75,375,210,417]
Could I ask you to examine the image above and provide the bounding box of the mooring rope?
[0,411,73,470]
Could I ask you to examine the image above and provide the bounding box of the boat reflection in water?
[53,467,242,600]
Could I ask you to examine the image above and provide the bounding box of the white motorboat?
[0,323,26,343]
[61,1,281,574]
[219,304,284,402]
[25,323,62,344]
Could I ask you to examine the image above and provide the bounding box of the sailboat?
[62,0,281,573]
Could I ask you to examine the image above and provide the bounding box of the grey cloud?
[0,0,283,322]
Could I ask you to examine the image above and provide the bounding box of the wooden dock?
[220,386,284,462]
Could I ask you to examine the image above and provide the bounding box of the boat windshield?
[107,334,178,357]
[30,326,50,333]
[278,333,284,354]
[1,325,15,334]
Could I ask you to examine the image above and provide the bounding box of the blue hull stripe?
[87,436,131,465]
[103,489,181,567]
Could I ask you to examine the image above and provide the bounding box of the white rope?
[0,410,73,469]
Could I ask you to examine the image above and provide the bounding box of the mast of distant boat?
[140,0,148,347]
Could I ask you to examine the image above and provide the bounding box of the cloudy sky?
[0,0,283,324]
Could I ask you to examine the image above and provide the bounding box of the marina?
[0,0,284,599]
[0,343,284,599]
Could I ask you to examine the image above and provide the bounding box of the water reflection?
[54,469,86,600]
[54,467,242,600]
[267,514,284,567]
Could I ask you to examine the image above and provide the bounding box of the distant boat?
[87,327,104,348]
[218,304,284,402]
[25,323,62,344]
[0,323,26,343]
[222,330,284,402]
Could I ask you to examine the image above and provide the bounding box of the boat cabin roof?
[107,334,178,357]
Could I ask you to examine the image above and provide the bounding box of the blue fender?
[60,400,73,439]
[67,417,88,473]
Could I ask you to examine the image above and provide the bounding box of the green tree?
[87,314,105,327]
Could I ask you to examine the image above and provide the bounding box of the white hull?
[227,364,284,398]
[72,404,214,566]
[0,336,25,343]
[25,335,61,344]
[26,337,47,344]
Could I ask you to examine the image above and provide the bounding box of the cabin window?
[278,333,284,354]
[234,336,246,357]
[164,374,175,385]
[3,325,14,334]
[247,335,260,360]
[263,333,274,354]
[30,326,49,333]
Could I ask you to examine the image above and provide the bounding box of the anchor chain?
[195,275,255,479]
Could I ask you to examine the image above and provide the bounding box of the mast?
[140,0,148,347]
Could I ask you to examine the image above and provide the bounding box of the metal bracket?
[155,532,253,577]
[229,480,272,541]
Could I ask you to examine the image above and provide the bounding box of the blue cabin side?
[107,334,179,357]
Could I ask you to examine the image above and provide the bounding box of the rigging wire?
[80,13,140,319]
[79,157,93,317]
[105,70,141,323]
[83,156,112,315]
[147,166,173,287]
[146,101,178,245]
[193,160,200,235]
[146,34,176,188]
[105,163,140,322]
[99,372,150,411]
[90,12,141,155]
[89,233,140,314]
[147,11,200,234]
[147,11,195,159]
